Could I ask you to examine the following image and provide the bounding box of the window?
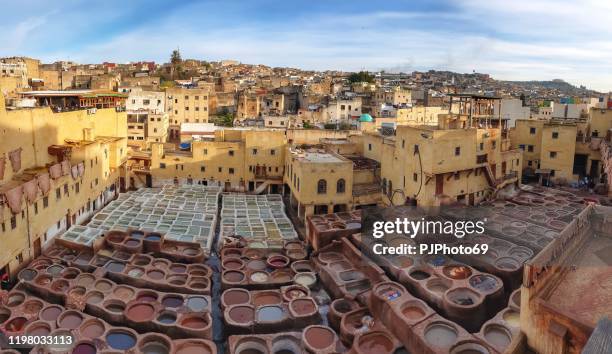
[43,197,49,208]
[160,163,166,169]
[552,132,559,139]
[75,183,80,194]
[201,166,205,172]
[519,144,525,150]
[454,173,460,180]
[402,140,405,148]
[455,147,461,156]
[56,188,61,200]
[317,179,327,194]
[480,143,484,150]
[229,150,234,156]
[336,179,346,193]
[204,149,208,155]
[64,184,69,196]
[413,173,418,182]
[527,145,534,152]
[252,149,258,155]
[218,167,222,173]
[528,160,533,167]
[17,253,23,264]
[530,127,536,134]
[550,151,557,158]
[270,149,276,155]
[195,96,199,100]
[229,168,235,174]
[10,215,17,229]
[368,144,372,151]
[492,141,496,149]
[382,178,387,192]
[34,202,38,215]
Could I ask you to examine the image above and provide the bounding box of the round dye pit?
[293,273,316,288]
[291,261,314,273]
[180,315,209,329]
[340,270,366,282]
[147,270,166,280]
[130,231,145,239]
[141,339,170,354]
[290,298,316,315]
[72,342,97,354]
[51,279,70,292]
[450,342,490,354]
[94,280,113,292]
[271,336,301,354]
[23,299,43,314]
[331,299,354,314]
[409,270,431,280]
[134,256,152,266]
[250,272,269,283]
[18,268,37,281]
[137,292,158,302]
[170,264,187,273]
[127,267,145,278]
[0,308,11,324]
[25,321,51,336]
[270,269,292,283]
[447,288,481,306]
[35,275,52,286]
[47,264,65,276]
[494,257,520,271]
[167,274,187,285]
[105,300,126,314]
[223,289,250,306]
[245,259,267,271]
[127,303,156,322]
[503,310,520,327]
[80,319,105,338]
[76,274,95,287]
[235,339,268,354]
[358,332,394,354]
[303,326,336,350]
[157,311,177,324]
[223,270,246,283]
[469,275,499,293]
[85,291,104,305]
[105,261,126,273]
[175,340,215,354]
[113,286,135,300]
[40,305,63,321]
[426,278,450,296]
[162,296,184,308]
[189,279,209,290]
[5,317,27,332]
[401,304,426,320]
[6,293,25,307]
[252,292,282,306]
[106,331,137,351]
[443,265,473,280]
[424,322,458,348]
[267,255,290,269]
[483,324,512,349]
[145,233,162,242]
[392,256,413,268]
[186,296,208,312]
[124,238,141,248]
[228,306,255,323]
[59,311,84,329]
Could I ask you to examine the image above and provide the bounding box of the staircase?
[483,164,499,188]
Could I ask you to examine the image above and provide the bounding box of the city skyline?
[2,0,611,91]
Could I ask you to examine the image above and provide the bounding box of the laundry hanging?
[61,160,71,176]
[8,148,22,172]
[4,185,23,214]
[71,165,79,179]
[23,178,39,204]
[37,173,51,195]
[77,162,85,177]
[49,163,62,179]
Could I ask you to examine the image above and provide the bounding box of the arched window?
[317,179,327,194]
[336,179,346,194]
[382,178,387,192]
[388,180,393,198]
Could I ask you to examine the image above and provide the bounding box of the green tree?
[348,71,375,83]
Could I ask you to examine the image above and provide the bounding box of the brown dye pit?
[40,306,63,321]
[250,272,269,283]
[114,286,135,300]
[26,322,51,336]
[270,270,292,283]
[94,280,113,292]
[106,301,126,313]
[59,312,84,329]
[409,270,431,280]
[80,319,105,338]
[137,293,158,302]
[127,303,156,321]
[181,316,208,329]
[358,332,394,353]
[35,275,52,286]
[252,292,282,306]
[167,275,188,285]
[0,308,11,324]
[424,322,458,348]
[23,300,43,314]
[290,298,316,315]
[162,296,184,308]
[51,279,69,292]
[86,292,104,305]
[6,293,25,307]
[170,264,187,273]
[147,270,165,280]
[223,290,250,306]
[284,287,308,300]
[443,266,473,280]
[175,341,214,354]
[484,325,512,348]
[402,305,426,320]
[447,288,480,306]
[503,310,520,327]
[76,274,95,287]
[246,260,267,271]
[223,259,244,270]
[124,239,140,247]
[228,306,255,323]
[304,326,335,350]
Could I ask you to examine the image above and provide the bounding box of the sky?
[1,0,611,91]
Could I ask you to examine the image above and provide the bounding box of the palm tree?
[170,49,182,79]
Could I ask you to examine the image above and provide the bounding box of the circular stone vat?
[317,252,343,263]
[189,265,210,277]
[85,291,104,305]
[186,296,209,312]
[136,291,158,303]
[222,289,250,307]
[162,295,184,308]
[106,331,137,351]
[271,335,301,354]
[331,299,355,314]
[290,298,316,315]
[409,269,431,280]
[291,261,314,273]
[303,325,336,351]
[443,265,473,280]
[447,288,482,307]
[223,270,246,283]
[61,268,80,279]
[494,257,520,271]
[144,233,162,242]
[0,308,11,324]
[79,318,105,338]
[252,291,282,306]
[130,230,145,239]
[256,305,286,322]
[245,259,267,271]
[124,238,141,248]
[180,314,209,329]
[243,249,264,260]
[47,264,65,276]
[25,321,51,336]
[503,309,520,327]
[174,340,215,354]
[21,299,43,315]
[5,317,27,332]
[426,278,450,296]
[250,271,269,283]
[72,342,97,354]
[59,310,84,329]
[152,259,170,269]
[127,302,156,322]
[483,324,512,349]
[107,231,126,243]
[401,302,427,321]
[6,292,25,307]
[35,274,52,286]
[228,305,255,324]
[139,334,171,354]
[469,275,500,293]
[76,274,95,287]
[113,286,135,300]
[424,322,458,348]
[104,300,126,314]
[170,264,187,274]
[146,269,166,281]
[357,331,394,354]
[105,261,126,273]
[267,255,290,269]
[293,273,316,288]
[167,274,188,285]
[127,267,145,278]
[450,341,490,354]
[51,279,70,293]
[283,285,309,301]
[134,255,152,266]
[18,268,37,281]
[374,282,405,301]
[189,278,209,290]
[157,311,177,324]
[235,338,267,354]
[40,305,63,321]
[94,279,113,292]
